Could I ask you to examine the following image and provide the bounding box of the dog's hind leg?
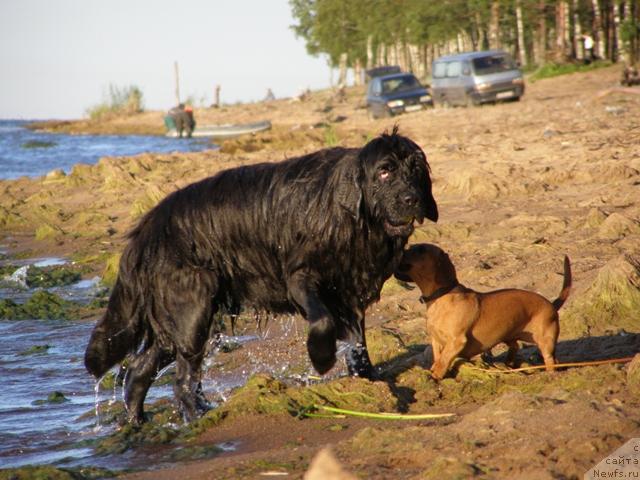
[537,337,558,372]
[159,268,218,421]
[124,341,172,425]
[174,349,210,422]
[505,340,521,368]
[533,315,559,372]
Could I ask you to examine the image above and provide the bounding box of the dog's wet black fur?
[84,127,438,424]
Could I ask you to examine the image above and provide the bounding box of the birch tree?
[516,0,528,66]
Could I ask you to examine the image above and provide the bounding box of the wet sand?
[1,64,639,479]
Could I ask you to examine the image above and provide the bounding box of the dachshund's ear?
[337,156,363,220]
[394,263,413,283]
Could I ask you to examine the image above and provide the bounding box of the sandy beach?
[1,64,639,479]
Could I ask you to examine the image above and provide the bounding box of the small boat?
[166,120,271,139]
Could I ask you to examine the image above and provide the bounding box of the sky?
[0,0,332,120]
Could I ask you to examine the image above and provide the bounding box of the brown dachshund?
[395,244,571,379]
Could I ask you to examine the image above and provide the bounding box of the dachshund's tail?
[84,277,143,378]
[552,256,572,311]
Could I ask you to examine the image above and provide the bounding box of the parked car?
[431,50,524,106]
[366,72,433,119]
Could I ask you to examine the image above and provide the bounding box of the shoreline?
[1,64,640,479]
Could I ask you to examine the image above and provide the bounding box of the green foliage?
[290,0,639,69]
[289,0,506,67]
[528,60,612,82]
[86,84,144,121]
[620,17,640,44]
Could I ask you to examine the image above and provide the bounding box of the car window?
[433,62,446,79]
[381,75,421,94]
[446,61,462,78]
[472,54,517,75]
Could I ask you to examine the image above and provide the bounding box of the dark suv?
[366,72,432,119]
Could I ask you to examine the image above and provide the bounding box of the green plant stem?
[315,405,455,420]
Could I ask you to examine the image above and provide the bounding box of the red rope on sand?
[470,356,636,374]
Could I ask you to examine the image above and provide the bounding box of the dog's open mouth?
[384,218,415,237]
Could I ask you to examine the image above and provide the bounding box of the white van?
[431,50,524,106]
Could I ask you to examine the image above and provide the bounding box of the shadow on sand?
[377,332,639,412]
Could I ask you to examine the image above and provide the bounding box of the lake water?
[0,121,222,471]
[0,119,213,180]
[0,261,260,471]
[0,121,333,473]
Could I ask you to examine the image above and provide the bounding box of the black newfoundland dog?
[85,128,438,424]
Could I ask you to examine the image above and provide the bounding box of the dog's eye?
[378,165,394,181]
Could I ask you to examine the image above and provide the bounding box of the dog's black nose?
[402,193,418,207]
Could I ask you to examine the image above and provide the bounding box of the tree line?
[290,0,640,84]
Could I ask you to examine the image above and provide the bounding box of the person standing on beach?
[165,103,196,138]
[583,34,595,63]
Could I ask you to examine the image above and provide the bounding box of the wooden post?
[174,61,180,105]
[214,85,221,108]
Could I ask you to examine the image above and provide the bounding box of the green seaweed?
[0,465,114,480]
[0,290,91,320]
[101,253,121,288]
[33,391,69,405]
[34,223,60,241]
[562,254,640,337]
[22,140,57,149]
[23,290,76,320]
[18,344,50,356]
[26,265,82,288]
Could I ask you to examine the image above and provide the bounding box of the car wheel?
[435,95,450,109]
[464,92,479,107]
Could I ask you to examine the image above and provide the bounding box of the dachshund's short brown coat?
[395,244,571,379]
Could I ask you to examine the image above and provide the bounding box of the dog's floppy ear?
[394,263,414,283]
[336,155,363,220]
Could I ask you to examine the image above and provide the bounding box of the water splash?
[4,265,29,288]
[93,378,103,432]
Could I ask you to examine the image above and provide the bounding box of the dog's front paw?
[346,343,378,380]
[307,317,337,374]
[429,363,446,381]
